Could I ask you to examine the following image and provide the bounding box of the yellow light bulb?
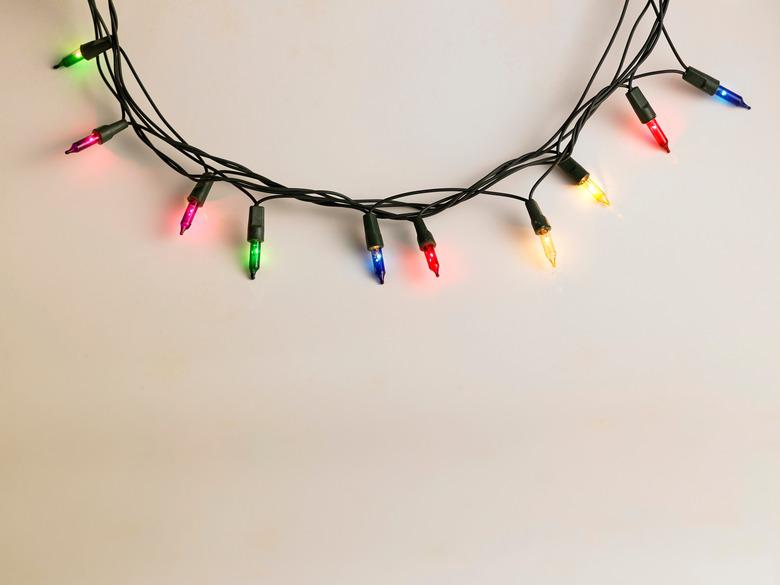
[579,176,610,206]
[539,231,557,268]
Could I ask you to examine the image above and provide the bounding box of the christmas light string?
[57,0,750,283]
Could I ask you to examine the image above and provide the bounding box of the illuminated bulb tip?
[580,177,610,207]
[370,248,386,285]
[179,201,199,235]
[65,131,102,155]
[646,119,670,153]
[248,241,261,280]
[716,86,751,110]
[422,245,440,278]
[55,49,84,69]
[539,232,557,268]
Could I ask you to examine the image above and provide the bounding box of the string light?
[422,245,440,278]
[627,87,670,153]
[714,86,750,110]
[53,37,113,69]
[413,218,440,277]
[526,200,557,268]
[65,120,129,154]
[179,176,214,235]
[363,213,386,285]
[247,206,265,280]
[55,0,750,283]
[683,66,751,110]
[558,157,610,206]
[55,49,84,69]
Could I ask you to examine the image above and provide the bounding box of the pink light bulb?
[179,201,199,235]
[65,131,101,155]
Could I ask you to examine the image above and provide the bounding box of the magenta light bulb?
[64,121,129,155]
[179,201,199,235]
[178,176,215,236]
[65,131,101,154]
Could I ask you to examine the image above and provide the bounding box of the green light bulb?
[249,241,261,280]
[54,49,84,69]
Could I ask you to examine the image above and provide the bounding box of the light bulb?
[646,119,670,153]
[579,176,610,206]
[64,121,129,155]
[248,241,262,280]
[526,200,557,269]
[627,87,670,153]
[54,49,84,69]
[682,68,751,110]
[65,130,101,154]
[539,231,557,268]
[363,213,386,285]
[53,38,113,70]
[179,202,199,235]
[715,86,751,109]
[422,244,440,277]
[370,248,386,284]
[247,206,266,280]
[178,176,215,236]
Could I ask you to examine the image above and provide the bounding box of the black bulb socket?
[363,213,384,251]
[80,37,114,61]
[558,156,589,185]
[188,175,215,207]
[682,66,720,96]
[526,200,551,236]
[626,87,657,124]
[95,120,129,144]
[412,217,436,250]
[247,206,265,243]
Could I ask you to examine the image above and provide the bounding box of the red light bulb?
[412,218,441,279]
[422,244,440,277]
[626,88,671,154]
[646,119,670,153]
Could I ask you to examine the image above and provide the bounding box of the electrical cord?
[58,0,750,280]
[81,0,686,216]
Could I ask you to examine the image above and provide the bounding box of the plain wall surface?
[1,1,779,584]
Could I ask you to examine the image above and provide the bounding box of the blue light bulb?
[370,248,386,285]
[715,85,751,110]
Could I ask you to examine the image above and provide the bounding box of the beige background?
[1,1,779,583]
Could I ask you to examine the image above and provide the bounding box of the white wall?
[1,1,778,583]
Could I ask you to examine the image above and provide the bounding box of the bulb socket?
[682,66,720,96]
[80,36,114,61]
[626,87,657,124]
[558,156,589,185]
[188,175,215,207]
[94,120,129,144]
[526,200,551,235]
[363,212,384,250]
[412,217,436,251]
[247,206,266,243]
